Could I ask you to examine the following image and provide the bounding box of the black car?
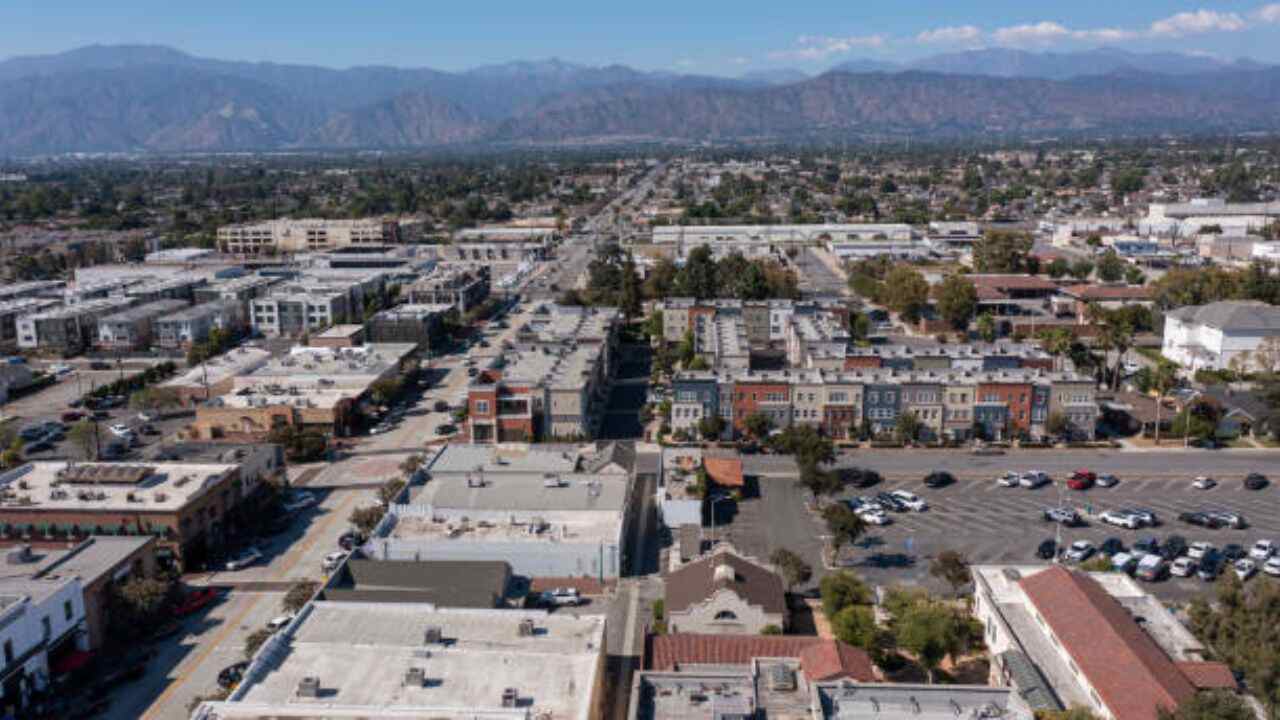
[1221,543,1247,561]
[433,400,450,412]
[25,440,54,453]
[840,467,882,488]
[1100,538,1125,556]
[140,424,160,436]
[924,471,955,488]
[89,360,111,370]
[1134,536,1160,554]
[217,661,249,689]
[338,530,366,551]
[1179,512,1226,529]
[1036,539,1058,560]
[1160,535,1189,561]
[876,492,906,512]
[1244,473,1269,491]
[1197,554,1223,581]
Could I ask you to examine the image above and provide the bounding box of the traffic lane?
[824,448,1280,480]
[835,476,1280,601]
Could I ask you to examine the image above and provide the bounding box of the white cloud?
[1255,3,1280,23]
[769,34,887,62]
[729,56,750,66]
[1148,9,1246,37]
[915,25,982,44]
[992,21,1072,45]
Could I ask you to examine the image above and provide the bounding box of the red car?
[172,588,221,617]
[1068,469,1096,491]
[61,411,84,422]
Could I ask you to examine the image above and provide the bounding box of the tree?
[1046,258,1070,279]
[1038,327,1075,372]
[770,548,813,591]
[282,581,319,613]
[697,415,725,441]
[378,477,406,506]
[1045,411,1070,439]
[69,420,103,460]
[976,313,997,343]
[882,265,929,322]
[929,551,971,597]
[398,454,425,478]
[113,577,172,627]
[1157,692,1253,720]
[1069,259,1095,281]
[1,438,23,469]
[973,230,1033,273]
[1150,361,1179,446]
[823,504,867,556]
[820,570,872,617]
[1124,265,1146,286]
[1170,397,1223,443]
[894,411,923,443]
[349,505,386,535]
[760,624,783,635]
[369,377,402,406]
[769,425,835,467]
[1038,709,1104,720]
[129,386,182,411]
[893,600,964,684]
[677,330,696,367]
[832,604,879,649]
[244,628,273,660]
[1096,251,1126,283]
[933,275,977,330]
[644,309,665,341]
[743,412,772,441]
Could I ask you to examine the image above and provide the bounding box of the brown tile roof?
[665,550,785,615]
[1176,661,1238,690]
[704,454,745,488]
[1061,284,1154,301]
[969,274,1059,291]
[1019,566,1196,720]
[648,634,876,682]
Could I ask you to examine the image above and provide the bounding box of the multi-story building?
[0,454,282,572]
[249,289,350,337]
[901,380,945,441]
[124,276,206,304]
[16,297,136,355]
[152,300,246,348]
[671,372,720,438]
[821,380,863,439]
[0,561,86,714]
[944,383,976,440]
[976,379,1034,440]
[1049,377,1101,440]
[0,298,59,349]
[863,382,901,434]
[96,299,188,350]
[732,374,792,436]
[217,218,400,255]
[1162,300,1280,372]
[407,266,490,313]
[191,275,282,306]
[365,303,454,349]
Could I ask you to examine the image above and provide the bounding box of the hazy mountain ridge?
[1,44,1279,154]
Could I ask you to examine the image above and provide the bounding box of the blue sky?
[3,1,1280,74]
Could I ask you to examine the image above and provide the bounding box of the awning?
[51,650,93,675]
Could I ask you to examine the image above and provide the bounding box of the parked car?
[1100,509,1141,529]
[858,509,892,526]
[1221,543,1247,561]
[282,491,317,513]
[923,471,954,488]
[1250,540,1277,561]
[1136,554,1169,582]
[1192,476,1217,490]
[88,360,111,370]
[140,424,159,436]
[1244,473,1269,491]
[1036,539,1057,560]
[1099,538,1125,556]
[136,412,156,423]
[1043,507,1080,526]
[996,471,1020,488]
[1209,511,1247,529]
[1160,536,1189,561]
[173,588,221,617]
[540,587,583,606]
[1197,555,1223,582]
[108,423,133,437]
[1178,512,1225,529]
[1111,552,1139,574]
[1187,542,1215,561]
[1134,537,1160,555]
[1124,508,1159,527]
[1096,473,1119,488]
[1068,469,1096,491]
[338,530,365,551]
[217,661,249,689]
[889,490,928,512]
[1265,557,1280,578]
[225,547,263,571]
[435,424,457,436]
[1170,557,1198,578]
[61,411,84,422]
[322,551,347,573]
[1019,471,1050,489]
[1065,540,1095,562]
[433,400,450,412]
[1235,559,1258,581]
[266,614,295,633]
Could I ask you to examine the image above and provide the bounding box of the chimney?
[713,563,736,584]
[296,676,321,698]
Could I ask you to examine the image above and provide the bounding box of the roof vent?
[403,667,425,688]
[501,687,519,707]
[713,563,736,584]
[423,626,444,644]
[296,676,321,698]
[769,664,797,692]
[517,618,536,637]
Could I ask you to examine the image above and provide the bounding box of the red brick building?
[977,381,1034,434]
[732,380,791,435]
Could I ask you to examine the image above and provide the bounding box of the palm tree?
[1151,361,1178,446]
[1039,328,1074,373]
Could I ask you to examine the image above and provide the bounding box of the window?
[3,640,11,664]
[714,610,738,620]
[475,400,489,414]
[64,600,73,621]
[41,616,50,639]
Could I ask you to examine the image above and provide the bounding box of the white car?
[266,614,295,632]
[1265,557,1280,577]
[1020,471,1050,489]
[49,363,72,375]
[1096,474,1119,488]
[136,411,156,422]
[1100,509,1140,529]
[1170,557,1198,578]
[322,551,347,573]
[541,587,583,606]
[1235,559,1258,581]
[890,490,928,512]
[1187,542,1214,561]
[108,423,133,437]
[859,509,892,526]
[225,546,263,571]
[1065,541,1095,562]
[997,471,1020,488]
[1192,476,1217,490]
[1250,540,1276,561]
[283,492,317,513]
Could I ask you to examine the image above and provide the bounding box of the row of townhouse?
[670,367,1098,442]
[658,297,849,347]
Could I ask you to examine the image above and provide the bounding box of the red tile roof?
[1176,661,1238,690]
[1019,566,1196,720]
[1061,284,1154,301]
[704,455,745,488]
[648,634,876,682]
[969,274,1060,291]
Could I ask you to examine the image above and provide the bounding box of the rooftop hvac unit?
[501,688,519,708]
[517,618,535,637]
[296,676,321,698]
[423,626,444,644]
[403,667,425,688]
[769,664,797,692]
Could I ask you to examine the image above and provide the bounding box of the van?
[1135,554,1168,582]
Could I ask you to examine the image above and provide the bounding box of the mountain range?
[1,44,1279,154]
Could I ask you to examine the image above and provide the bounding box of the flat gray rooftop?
[410,472,627,514]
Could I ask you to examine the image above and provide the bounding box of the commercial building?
[320,559,513,608]
[194,602,606,720]
[96,299,189,350]
[249,288,350,337]
[407,266,491,313]
[0,556,87,715]
[15,297,136,355]
[365,303,454,349]
[217,218,400,255]
[161,346,273,406]
[1143,198,1280,236]
[0,454,282,572]
[151,300,247,349]
[973,565,1237,720]
[1162,300,1280,372]
[653,224,915,261]
[371,444,631,580]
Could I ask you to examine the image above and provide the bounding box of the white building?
[0,552,88,713]
[217,218,399,254]
[1162,300,1280,372]
[1143,198,1280,237]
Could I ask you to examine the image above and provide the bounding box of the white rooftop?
[163,346,273,388]
[0,461,238,513]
